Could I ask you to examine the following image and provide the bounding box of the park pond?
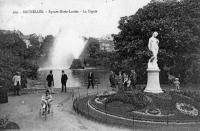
[37,68,110,89]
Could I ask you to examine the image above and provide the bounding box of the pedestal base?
[144,68,163,93]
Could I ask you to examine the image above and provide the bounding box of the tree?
[26,34,41,59]
[112,0,200,84]
[0,30,39,88]
[87,38,100,58]
[40,35,55,57]
[0,32,27,57]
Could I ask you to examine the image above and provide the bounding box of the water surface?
[38,68,110,89]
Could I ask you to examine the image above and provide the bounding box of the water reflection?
[38,68,110,89]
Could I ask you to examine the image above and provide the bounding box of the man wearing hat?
[61,70,68,93]
[12,72,21,96]
[46,70,54,93]
[88,72,94,89]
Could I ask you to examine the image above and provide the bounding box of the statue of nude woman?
[148,32,159,69]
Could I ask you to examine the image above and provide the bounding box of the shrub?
[103,91,149,109]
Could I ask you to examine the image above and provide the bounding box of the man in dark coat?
[46,70,54,93]
[88,72,94,89]
[109,71,116,88]
[130,69,137,90]
[61,70,68,92]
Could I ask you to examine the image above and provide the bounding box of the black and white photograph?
[0,0,200,130]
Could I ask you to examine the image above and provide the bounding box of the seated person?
[41,90,53,114]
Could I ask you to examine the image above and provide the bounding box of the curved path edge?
[87,99,200,125]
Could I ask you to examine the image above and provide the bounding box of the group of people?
[42,70,95,114]
[12,72,27,96]
[46,70,68,93]
[12,69,180,97]
[109,69,137,91]
[41,70,68,114]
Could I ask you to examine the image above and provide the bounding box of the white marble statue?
[145,31,163,93]
[148,32,159,69]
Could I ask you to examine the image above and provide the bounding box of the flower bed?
[145,108,161,116]
[74,90,200,127]
[176,103,198,116]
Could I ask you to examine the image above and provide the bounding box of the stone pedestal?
[144,68,163,93]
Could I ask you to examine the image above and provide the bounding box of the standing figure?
[21,73,27,89]
[109,71,116,88]
[123,73,129,91]
[88,72,94,89]
[12,72,21,96]
[130,69,137,90]
[148,32,159,68]
[46,70,54,93]
[117,71,123,92]
[61,70,68,93]
[174,78,180,90]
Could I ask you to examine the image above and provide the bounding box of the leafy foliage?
[102,92,149,109]
[87,38,100,58]
[80,37,115,68]
[40,35,54,57]
[0,31,39,88]
[70,59,84,69]
[112,0,200,83]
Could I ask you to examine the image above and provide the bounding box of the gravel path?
[0,90,132,131]
[1,88,200,131]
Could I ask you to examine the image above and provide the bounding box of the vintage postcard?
[0,0,200,130]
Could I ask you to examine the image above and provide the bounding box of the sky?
[0,0,150,68]
[0,0,150,37]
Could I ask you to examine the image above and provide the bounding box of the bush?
[70,59,84,69]
[103,91,149,109]
[0,31,40,89]
[178,90,200,102]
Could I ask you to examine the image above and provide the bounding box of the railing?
[71,85,195,129]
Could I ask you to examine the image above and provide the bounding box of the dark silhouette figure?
[61,70,68,92]
[130,69,137,89]
[88,72,94,89]
[46,70,54,93]
[109,71,116,88]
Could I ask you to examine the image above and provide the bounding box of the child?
[41,90,53,114]
[174,78,180,90]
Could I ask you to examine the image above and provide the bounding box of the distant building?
[98,37,114,52]
[38,35,44,43]
[99,42,114,52]
[23,39,31,48]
